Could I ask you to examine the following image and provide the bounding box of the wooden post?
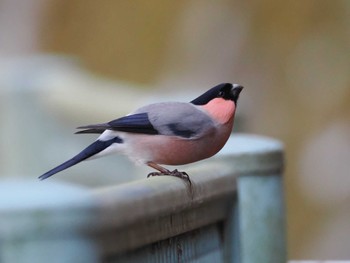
[221,134,286,263]
[237,174,286,263]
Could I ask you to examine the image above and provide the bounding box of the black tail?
[75,128,105,134]
[39,137,122,180]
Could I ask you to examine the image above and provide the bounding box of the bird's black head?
[191,83,243,105]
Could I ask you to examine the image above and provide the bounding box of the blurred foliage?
[41,0,186,83]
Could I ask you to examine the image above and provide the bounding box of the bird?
[39,83,243,181]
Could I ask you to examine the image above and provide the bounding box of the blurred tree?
[41,0,185,84]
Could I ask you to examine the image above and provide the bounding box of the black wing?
[76,113,159,135]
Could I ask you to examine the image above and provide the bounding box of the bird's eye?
[218,91,225,97]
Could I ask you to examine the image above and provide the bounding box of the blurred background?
[0,0,349,260]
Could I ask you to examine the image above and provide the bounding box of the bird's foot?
[147,169,192,186]
[147,171,165,178]
[169,169,191,183]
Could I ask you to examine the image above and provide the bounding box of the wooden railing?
[0,134,286,263]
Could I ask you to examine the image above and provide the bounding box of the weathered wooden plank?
[106,224,224,263]
[92,164,237,256]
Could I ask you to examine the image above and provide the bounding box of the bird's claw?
[147,172,163,178]
[147,169,192,186]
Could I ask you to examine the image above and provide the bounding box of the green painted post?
[238,175,286,263]
[220,134,286,263]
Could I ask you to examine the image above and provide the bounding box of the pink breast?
[125,119,234,165]
[201,98,235,124]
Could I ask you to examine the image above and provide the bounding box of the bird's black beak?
[231,85,243,104]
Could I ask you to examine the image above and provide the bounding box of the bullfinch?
[39,83,243,181]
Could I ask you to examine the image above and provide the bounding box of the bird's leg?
[147,162,171,177]
[146,162,192,186]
